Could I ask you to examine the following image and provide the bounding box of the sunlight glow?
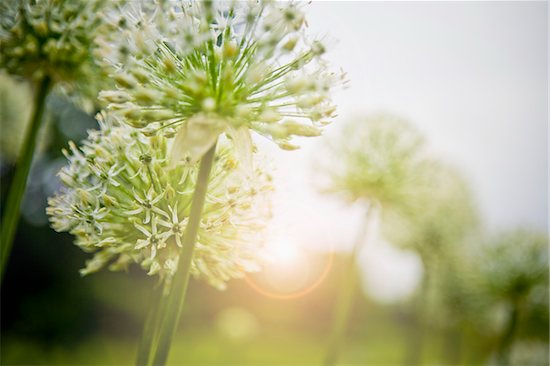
[265,239,303,267]
[245,237,334,299]
[262,239,310,293]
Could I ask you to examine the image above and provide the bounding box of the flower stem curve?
[1,76,52,281]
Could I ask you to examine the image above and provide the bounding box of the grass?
[2,325,453,366]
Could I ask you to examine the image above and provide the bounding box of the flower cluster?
[47,112,272,289]
[326,114,430,212]
[480,230,548,301]
[382,162,478,265]
[0,0,109,85]
[96,0,346,162]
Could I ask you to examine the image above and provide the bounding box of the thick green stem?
[403,270,430,366]
[135,283,167,366]
[150,141,218,366]
[323,204,377,366]
[1,76,51,281]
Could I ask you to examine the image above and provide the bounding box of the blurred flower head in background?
[0,0,106,83]
[96,0,346,163]
[383,162,479,259]
[323,113,431,213]
[479,229,548,305]
[0,0,118,110]
[47,112,273,290]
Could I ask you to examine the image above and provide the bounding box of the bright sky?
[256,1,548,303]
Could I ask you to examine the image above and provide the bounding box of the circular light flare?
[264,241,310,293]
[265,238,303,266]
[245,238,334,300]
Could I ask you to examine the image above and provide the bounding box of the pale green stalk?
[402,269,430,366]
[136,283,167,366]
[324,204,376,366]
[1,76,52,281]
[495,299,520,366]
[150,140,218,366]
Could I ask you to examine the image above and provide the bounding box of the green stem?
[323,204,377,366]
[1,76,52,281]
[135,283,167,366]
[403,270,430,366]
[150,140,218,366]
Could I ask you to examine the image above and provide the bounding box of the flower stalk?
[1,76,51,280]
[136,283,167,366]
[149,140,218,366]
[324,204,377,366]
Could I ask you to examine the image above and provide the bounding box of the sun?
[245,237,334,299]
[264,239,303,267]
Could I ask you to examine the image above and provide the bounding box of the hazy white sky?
[257,1,548,302]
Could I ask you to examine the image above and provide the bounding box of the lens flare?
[245,239,334,300]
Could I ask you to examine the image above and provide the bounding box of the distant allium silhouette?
[478,229,548,366]
[0,0,107,85]
[481,230,548,303]
[328,116,480,366]
[97,0,346,163]
[47,112,272,290]
[326,113,430,213]
[322,114,437,366]
[383,162,478,257]
[381,162,478,366]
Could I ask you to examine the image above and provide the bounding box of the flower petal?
[227,126,254,175]
[170,115,225,166]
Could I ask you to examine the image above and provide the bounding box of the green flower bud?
[223,40,238,59]
[282,120,322,137]
[277,141,300,151]
[114,73,138,89]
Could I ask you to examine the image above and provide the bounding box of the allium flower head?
[97,0,346,162]
[480,229,548,302]
[325,114,430,213]
[382,162,478,257]
[47,112,272,289]
[0,0,110,87]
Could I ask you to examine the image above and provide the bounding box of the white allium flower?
[47,112,273,290]
[97,0,346,162]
